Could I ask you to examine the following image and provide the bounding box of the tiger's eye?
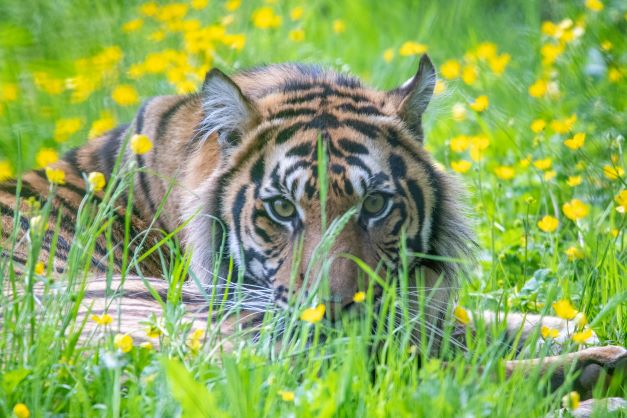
[363,193,387,216]
[271,198,296,220]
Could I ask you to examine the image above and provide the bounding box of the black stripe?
[135,100,151,133]
[232,186,248,247]
[344,119,381,137]
[268,107,317,120]
[285,142,312,157]
[0,181,43,201]
[305,113,339,130]
[0,203,29,231]
[344,155,372,178]
[100,124,129,176]
[336,103,383,116]
[155,95,194,144]
[338,138,369,155]
[275,123,303,145]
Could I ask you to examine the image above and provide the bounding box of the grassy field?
[0,0,626,416]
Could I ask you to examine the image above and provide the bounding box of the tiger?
[1,54,625,414]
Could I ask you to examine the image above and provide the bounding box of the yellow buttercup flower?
[0,160,12,181]
[252,7,281,29]
[140,341,154,350]
[563,133,585,150]
[45,167,66,185]
[33,72,64,95]
[225,0,241,11]
[533,158,552,171]
[332,19,346,34]
[290,6,304,21]
[440,59,461,79]
[112,84,139,106]
[450,135,470,153]
[565,246,584,261]
[469,135,489,162]
[13,403,30,418]
[91,313,113,326]
[300,304,325,323]
[88,172,106,192]
[488,53,510,75]
[541,43,564,66]
[494,165,515,181]
[550,114,576,134]
[191,0,207,9]
[88,112,117,139]
[156,3,188,21]
[608,68,623,83]
[543,170,556,181]
[122,18,143,33]
[114,334,134,353]
[139,2,158,16]
[383,48,394,63]
[187,328,204,352]
[541,325,559,339]
[614,190,627,213]
[476,42,497,60]
[353,291,366,303]
[603,165,624,180]
[451,160,472,174]
[562,391,580,410]
[562,199,589,221]
[288,29,305,42]
[530,119,546,133]
[552,300,578,320]
[519,155,532,168]
[528,79,548,97]
[461,65,478,85]
[146,325,162,339]
[1,83,18,101]
[399,41,427,56]
[54,118,82,143]
[453,306,470,324]
[35,148,59,169]
[566,176,582,187]
[541,21,557,37]
[537,215,558,233]
[469,95,489,112]
[572,328,594,344]
[34,261,45,275]
[130,134,153,155]
[278,390,295,402]
[585,0,603,12]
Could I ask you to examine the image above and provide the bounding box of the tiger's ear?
[200,68,259,150]
[389,54,436,142]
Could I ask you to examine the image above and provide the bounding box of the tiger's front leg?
[469,311,627,415]
[502,345,626,399]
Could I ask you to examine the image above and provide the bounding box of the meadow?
[0,0,626,416]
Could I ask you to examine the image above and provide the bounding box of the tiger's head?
[185,55,474,321]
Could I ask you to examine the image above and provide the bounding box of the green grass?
[1,0,626,416]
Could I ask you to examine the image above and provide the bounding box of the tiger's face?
[186,55,473,318]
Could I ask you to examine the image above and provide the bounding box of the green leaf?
[162,357,227,418]
[1,368,30,395]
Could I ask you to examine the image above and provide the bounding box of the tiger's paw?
[569,345,626,399]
